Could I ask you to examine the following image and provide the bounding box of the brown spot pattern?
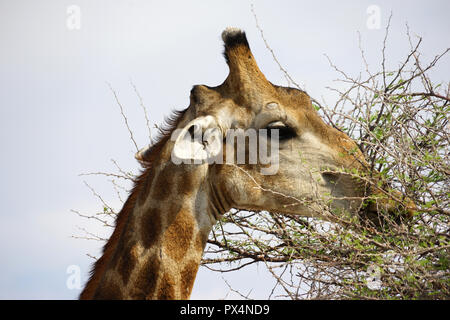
[157,272,177,299]
[137,169,156,205]
[141,208,161,249]
[133,258,160,299]
[163,209,195,261]
[93,280,123,300]
[175,169,194,196]
[151,169,172,201]
[117,242,138,284]
[180,260,200,299]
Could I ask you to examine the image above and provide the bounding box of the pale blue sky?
[0,0,448,299]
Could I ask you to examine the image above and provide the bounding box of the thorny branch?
[203,19,449,299]
[74,17,449,299]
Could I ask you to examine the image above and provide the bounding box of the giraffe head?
[137,28,410,223]
[80,28,416,301]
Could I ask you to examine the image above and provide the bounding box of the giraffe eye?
[266,121,297,141]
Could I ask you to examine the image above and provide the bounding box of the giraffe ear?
[171,116,222,164]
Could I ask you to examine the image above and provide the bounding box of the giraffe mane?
[79,107,188,299]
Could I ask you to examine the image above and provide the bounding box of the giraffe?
[79,28,412,300]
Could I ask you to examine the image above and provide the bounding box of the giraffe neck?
[86,161,228,299]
